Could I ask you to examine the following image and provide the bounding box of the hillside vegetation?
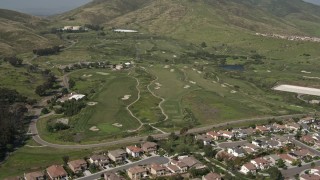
[56,0,320,42]
[0,9,61,56]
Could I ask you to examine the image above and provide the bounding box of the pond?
[221,65,244,71]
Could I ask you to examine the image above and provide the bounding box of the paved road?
[29,113,306,149]
[76,156,169,180]
[289,137,320,156]
[281,160,320,178]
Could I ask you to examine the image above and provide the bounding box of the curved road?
[29,113,306,149]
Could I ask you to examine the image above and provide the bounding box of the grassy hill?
[55,0,320,42]
[0,9,61,56]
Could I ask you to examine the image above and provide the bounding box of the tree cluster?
[84,24,104,31]
[35,70,57,96]
[3,56,23,67]
[33,46,63,56]
[0,88,28,160]
[58,99,86,116]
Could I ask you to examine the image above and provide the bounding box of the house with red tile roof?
[127,166,147,180]
[202,172,222,180]
[141,142,158,154]
[250,158,271,170]
[46,165,68,180]
[206,131,223,140]
[126,146,143,158]
[68,159,87,174]
[240,163,257,175]
[278,154,297,164]
[149,163,167,176]
[24,171,44,180]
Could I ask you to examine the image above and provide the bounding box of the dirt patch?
[96,72,110,75]
[87,102,98,106]
[170,69,175,72]
[89,126,100,131]
[83,74,92,77]
[122,95,131,100]
[230,90,237,93]
[184,85,190,89]
[56,118,69,125]
[197,71,202,74]
[189,81,196,84]
[112,123,123,127]
[164,65,170,69]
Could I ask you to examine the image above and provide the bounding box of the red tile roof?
[127,146,143,153]
[46,165,67,178]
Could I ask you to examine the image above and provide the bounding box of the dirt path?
[126,77,144,132]
[146,72,169,122]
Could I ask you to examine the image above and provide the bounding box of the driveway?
[77,156,169,180]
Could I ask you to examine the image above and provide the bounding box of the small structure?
[240,163,257,175]
[141,142,158,154]
[69,94,86,101]
[108,149,127,162]
[150,163,167,176]
[104,172,125,180]
[195,134,212,145]
[46,165,68,180]
[24,171,44,180]
[126,146,143,158]
[114,29,138,33]
[89,154,109,167]
[68,159,88,174]
[127,166,147,179]
[250,158,271,170]
[227,147,245,157]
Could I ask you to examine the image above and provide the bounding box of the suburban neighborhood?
[11,115,320,180]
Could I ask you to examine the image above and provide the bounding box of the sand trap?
[96,72,110,75]
[230,90,237,93]
[267,70,271,73]
[89,126,100,131]
[87,102,98,106]
[149,65,154,67]
[197,71,202,74]
[194,61,199,64]
[173,55,177,58]
[162,51,166,54]
[170,69,175,72]
[112,123,123,127]
[56,118,69,125]
[290,105,303,109]
[122,95,131,100]
[192,68,196,71]
[224,83,233,87]
[83,74,92,77]
[155,87,160,90]
[221,84,227,88]
[183,66,188,69]
[164,65,170,69]
[303,76,320,80]
[155,83,162,86]
[184,85,190,89]
[212,81,217,84]
[254,70,258,72]
[301,70,311,74]
[189,81,196,84]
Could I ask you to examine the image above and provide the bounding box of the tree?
[35,85,46,96]
[311,162,316,168]
[200,42,207,48]
[267,167,284,180]
[168,132,178,141]
[69,79,75,89]
[41,108,50,114]
[276,159,287,169]
[176,144,190,155]
[62,155,69,165]
[147,135,155,142]
[295,130,302,140]
[180,127,188,135]
[61,88,68,95]
[4,56,23,67]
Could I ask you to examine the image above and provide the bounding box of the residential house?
[195,134,212,145]
[243,143,260,153]
[126,146,143,158]
[310,166,320,175]
[206,131,223,140]
[301,135,315,145]
[150,163,167,176]
[46,165,68,180]
[108,149,127,162]
[291,149,315,158]
[89,154,109,167]
[141,142,158,154]
[180,156,206,169]
[266,140,281,149]
[300,174,320,180]
[299,117,315,124]
[104,172,125,180]
[170,160,188,173]
[167,164,182,174]
[301,123,310,132]
[127,166,147,180]
[272,123,286,132]
[232,129,248,139]
[255,126,269,134]
[250,158,271,170]
[278,154,297,164]
[240,163,257,175]
[218,130,234,139]
[202,172,222,180]
[227,147,245,157]
[24,171,44,180]
[286,122,300,131]
[252,139,268,148]
[271,136,291,146]
[68,159,88,174]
